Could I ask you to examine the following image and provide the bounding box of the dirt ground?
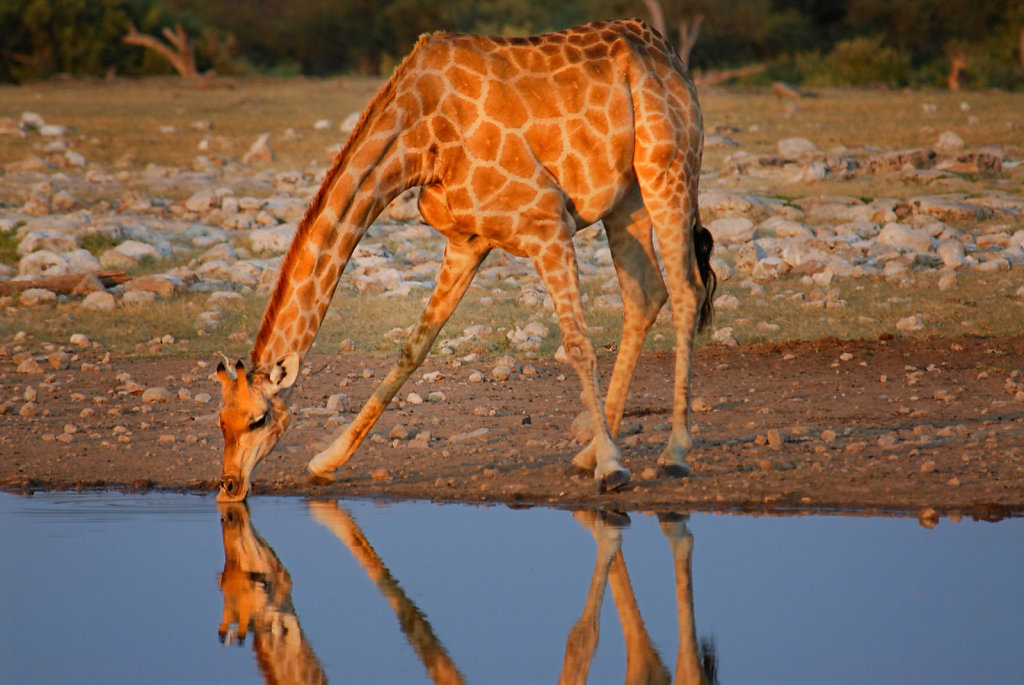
[2,335,1023,519]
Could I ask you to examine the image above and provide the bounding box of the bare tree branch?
[642,0,668,37]
[123,22,198,80]
[677,15,703,66]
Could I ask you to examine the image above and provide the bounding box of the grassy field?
[1,78,1023,359]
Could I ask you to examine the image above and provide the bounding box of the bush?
[811,36,912,87]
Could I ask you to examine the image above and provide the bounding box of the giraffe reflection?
[217,503,327,684]
[560,511,717,685]
[216,502,715,684]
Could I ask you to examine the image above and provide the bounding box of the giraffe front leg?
[307,238,489,480]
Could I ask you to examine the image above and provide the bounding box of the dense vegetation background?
[1,0,1022,88]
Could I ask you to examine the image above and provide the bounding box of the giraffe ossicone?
[215,19,715,502]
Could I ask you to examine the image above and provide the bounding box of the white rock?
[69,333,91,347]
[716,293,740,310]
[777,137,820,157]
[896,314,924,332]
[936,130,965,153]
[142,387,173,403]
[936,239,966,268]
[242,132,273,164]
[63,249,102,272]
[249,225,297,253]
[19,250,69,276]
[81,291,116,311]
[877,223,933,253]
[19,288,57,306]
[326,393,349,412]
[712,327,738,346]
[18,229,79,256]
[708,216,756,245]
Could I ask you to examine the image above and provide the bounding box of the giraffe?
[215,19,714,502]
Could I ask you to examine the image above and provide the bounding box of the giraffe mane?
[251,32,436,368]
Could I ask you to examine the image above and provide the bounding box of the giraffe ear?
[267,353,300,392]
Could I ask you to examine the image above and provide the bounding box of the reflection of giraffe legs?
[608,549,672,685]
[659,514,717,685]
[308,238,490,478]
[572,189,668,474]
[308,501,465,685]
[559,510,625,685]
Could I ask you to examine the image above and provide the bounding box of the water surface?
[1,493,1021,684]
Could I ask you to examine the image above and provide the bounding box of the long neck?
[250,94,429,372]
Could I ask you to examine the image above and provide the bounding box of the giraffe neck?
[251,44,434,372]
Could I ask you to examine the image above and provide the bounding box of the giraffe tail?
[693,211,716,333]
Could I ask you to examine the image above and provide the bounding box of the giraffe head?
[215,356,298,502]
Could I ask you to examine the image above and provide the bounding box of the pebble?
[468,370,485,383]
[370,468,392,482]
[141,387,173,403]
[326,393,349,412]
[17,358,43,374]
[920,459,937,474]
[406,392,424,405]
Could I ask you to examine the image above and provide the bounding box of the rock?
[17,229,79,256]
[194,393,212,404]
[911,197,992,223]
[389,424,409,440]
[877,223,933,253]
[100,240,161,269]
[428,391,446,402]
[406,392,424,404]
[81,291,116,311]
[370,468,392,482]
[937,271,958,291]
[19,288,57,307]
[63,249,102,273]
[777,137,820,157]
[936,239,966,268]
[767,428,783,450]
[142,387,173,403]
[716,294,739,311]
[127,274,179,298]
[691,397,712,412]
[935,131,965,153]
[449,427,490,443]
[712,328,738,346]
[896,314,924,332]
[69,333,91,347]
[708,217,755,245]
[46,350,70,370]
[242,133,274,164]
[19,250,69,277]
[468,370,485,383]
[249,225,297,253]
[326,393,349,412]
[920,459,937,474]
[17,357,43,374]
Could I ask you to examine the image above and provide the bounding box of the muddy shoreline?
[3,335,1022,520]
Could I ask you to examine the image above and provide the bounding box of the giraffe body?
[216,20,713,502]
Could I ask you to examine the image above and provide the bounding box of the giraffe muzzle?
[218,475,246,502]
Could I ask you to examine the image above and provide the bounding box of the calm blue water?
[1,492,1021,685]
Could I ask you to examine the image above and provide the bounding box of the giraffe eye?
[248,413,268,431]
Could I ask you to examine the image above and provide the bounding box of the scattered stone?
[406,392,424,405]
[767,429,783,450]
[370,468,392,482]
[896,314,924,332]
[81,291,116,312]
[449,427,490,443]
[242,132,274,164]
[326,393,349,412]
[691,397,712,412]
[935,130,965,153]
[18,288,57,307]
[570,412,594,442]
[17,357,43,374]
[708,216,756,245]
[141,387,173,403]
[389,424,409,440]
[920,459,937,474]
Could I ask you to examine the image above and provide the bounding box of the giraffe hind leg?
[530,226,629,492]
[307,238,490,479]
[571,192,668,474]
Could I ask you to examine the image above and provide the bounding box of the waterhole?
[2,492,1020,684]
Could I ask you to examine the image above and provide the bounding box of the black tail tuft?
[694,221,716,332]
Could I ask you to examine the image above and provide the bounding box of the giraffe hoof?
[598,469,630,493]
[565,463,594,479]
[654,462,691,479]
[305,468,336,486]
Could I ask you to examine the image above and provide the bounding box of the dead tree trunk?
[642,0,702,65]
[947,54,966,92]
[123,23,198,79]
[677,16,703,66]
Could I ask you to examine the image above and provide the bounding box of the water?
[1,492,1021,685]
